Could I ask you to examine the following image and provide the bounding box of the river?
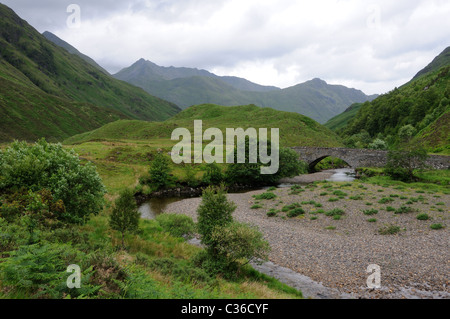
[138,169,356,219]
[137,168,357,299]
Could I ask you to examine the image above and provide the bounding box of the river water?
[138,169,356,219]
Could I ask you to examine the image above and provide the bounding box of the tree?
[197,185,235,247]
[368,138,388,150]
[148,151,172,191]
[384,147,429,182]
[209,222,270,272]
[202,163,224,186]
[224,138,306,186]
[109,188,140,249]
[196,185,270,277]
[0,139,105,224]
[398,125,417,143]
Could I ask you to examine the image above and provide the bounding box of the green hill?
[324,103,364,131]
[412,46,450,81]
[0,4,180,142]
[114,59,377,123]
[341,63,450,152]
[64,104,344,148]
[42,31,109,75]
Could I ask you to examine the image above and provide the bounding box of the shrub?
[197,185,235,247]
[0,243,99,298]
[202,163,224,185]
[109,188,141,248]
[363,209,378,216]
[368,218,377,223]
[287,208,305,218]
[209,222,270,270]
[252,192,277,200]
[266,209,278,217]
[333,190,347,197]
[378,225,401,235]
[379,197,394,204]
[0,140,105,224]
[326,208,345,217]
[282,203,301,212]
[183,165,199,187]
[430,224,444,230]
[250,204,263,209]
[148,152,173,190]
[384,147,429,182]
[224,141,307,186]
[395,206,415,214]
[156,213,196,239]
[416,214,430,221]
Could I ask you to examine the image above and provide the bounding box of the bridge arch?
[308,155,352,172]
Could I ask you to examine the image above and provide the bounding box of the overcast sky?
[2,0,450,94]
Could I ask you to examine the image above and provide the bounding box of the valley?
[0,2,448,302]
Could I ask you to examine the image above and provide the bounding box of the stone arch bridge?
[291,147,450,171]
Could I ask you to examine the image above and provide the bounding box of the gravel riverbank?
[163,180,449,299]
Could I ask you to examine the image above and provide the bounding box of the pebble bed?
[164,179,449,299]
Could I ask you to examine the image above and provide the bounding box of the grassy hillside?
[414,109,450,154]
[42,31,109,75]
[0,74,128,142]
[115,59,376,123]
[412,46,450,81]
[64,104,344,148]
[0,4,180,142]
[324,103,364,131]
[341,64,450,151]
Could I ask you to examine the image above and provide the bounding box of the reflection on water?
[138,197,186,219]
[326,168,356,182]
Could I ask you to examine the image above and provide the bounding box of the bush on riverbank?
[196,186,270,278]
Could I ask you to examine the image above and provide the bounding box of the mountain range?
[114,59,378,123]
[0,4,180,142]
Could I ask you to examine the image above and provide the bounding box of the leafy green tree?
[202,163,224,186]
[183,164,199,187]
[196,185,269,277]
[398,125,417,142]
[109,188,140,249]
[0,139,105,224]
[368,138,388,150]
[209,222,270,271]
[225,138,306,186]
[384,147,429,182]
[148,151,172,190]
[197,185,235,247]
